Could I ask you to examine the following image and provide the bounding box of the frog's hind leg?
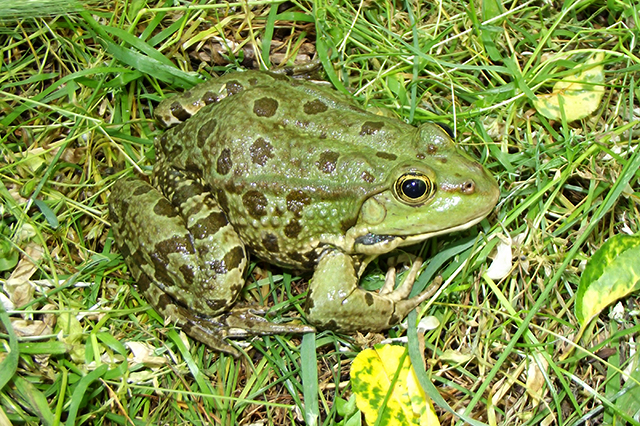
[110,176,248,356]
[111,173,313,357]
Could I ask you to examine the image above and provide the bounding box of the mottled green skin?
[109,70,500,356]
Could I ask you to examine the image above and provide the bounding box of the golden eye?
[394,173,435,204]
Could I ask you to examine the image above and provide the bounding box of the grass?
[1,0,639,425]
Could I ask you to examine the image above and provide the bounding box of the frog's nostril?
[460,180,475,194]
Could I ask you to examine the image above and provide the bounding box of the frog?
[109,70,500,357]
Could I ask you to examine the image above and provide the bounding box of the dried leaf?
[4,242,44,307]
[125,341,168,367]
[533,52,605,122]
[440,349,474,364]
[486,235,513,280]
[11,319,54,337]
[525,355,548,402]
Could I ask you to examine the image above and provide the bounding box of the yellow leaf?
[350,345,440,426]
[533,52,605,122]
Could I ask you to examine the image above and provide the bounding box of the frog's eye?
[394,173,435,205]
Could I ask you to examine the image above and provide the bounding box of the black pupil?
[402,179,427,199]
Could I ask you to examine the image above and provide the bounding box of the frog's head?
[349,123,500,255]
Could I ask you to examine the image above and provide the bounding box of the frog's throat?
[352,213,488,255]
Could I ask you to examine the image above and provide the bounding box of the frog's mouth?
[353,213,487,255]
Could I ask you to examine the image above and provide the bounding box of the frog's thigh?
[110,177,247,317]
[306,251,425,332]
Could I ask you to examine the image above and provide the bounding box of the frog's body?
[109,70,500,356]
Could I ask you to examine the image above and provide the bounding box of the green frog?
[109,70,500,357]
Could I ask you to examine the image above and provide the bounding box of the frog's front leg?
[305,250,437,332]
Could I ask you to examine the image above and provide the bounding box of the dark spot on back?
[286,190,311,217]
[223,246,245,271]
[191,212,228,239]
[376,151,397,161]
[303,99,328,115]
[201,91,218,105]
[136,272,151,293]
[132,183,153,197]
[262,233,279,253]
[179,264,196,282]
[169,101,191,122]
[184,159,200,174]
[360,121,384,135]
[226,80,244,95]
[225,180,244,195]
[250,137,275,166]
[284,219,302,239]
[209,259,227,275]
[427,144,437,154]
[253,97,279,117]
[153,198,179,218]
[155,234,194,256]
[217,148,233,175]
[361,171,375,183]
[170,180,205,207]
[242,190,268,218]
[416,153,425,159]
[197,117,217,148]
[248,77,258,85]
[233,163,249,177]
[156,293,174,311]
[316,151,339,174]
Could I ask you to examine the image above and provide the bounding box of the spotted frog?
[109,70,500,356]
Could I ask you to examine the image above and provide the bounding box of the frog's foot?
[223,306,316,336]
[306,251,439,333]
[165,303,314,358]
[378,257,441,319]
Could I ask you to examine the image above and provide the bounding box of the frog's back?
[156,71,420,196]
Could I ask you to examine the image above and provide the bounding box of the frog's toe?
[391,276,441,320]
[380,257,424,301]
